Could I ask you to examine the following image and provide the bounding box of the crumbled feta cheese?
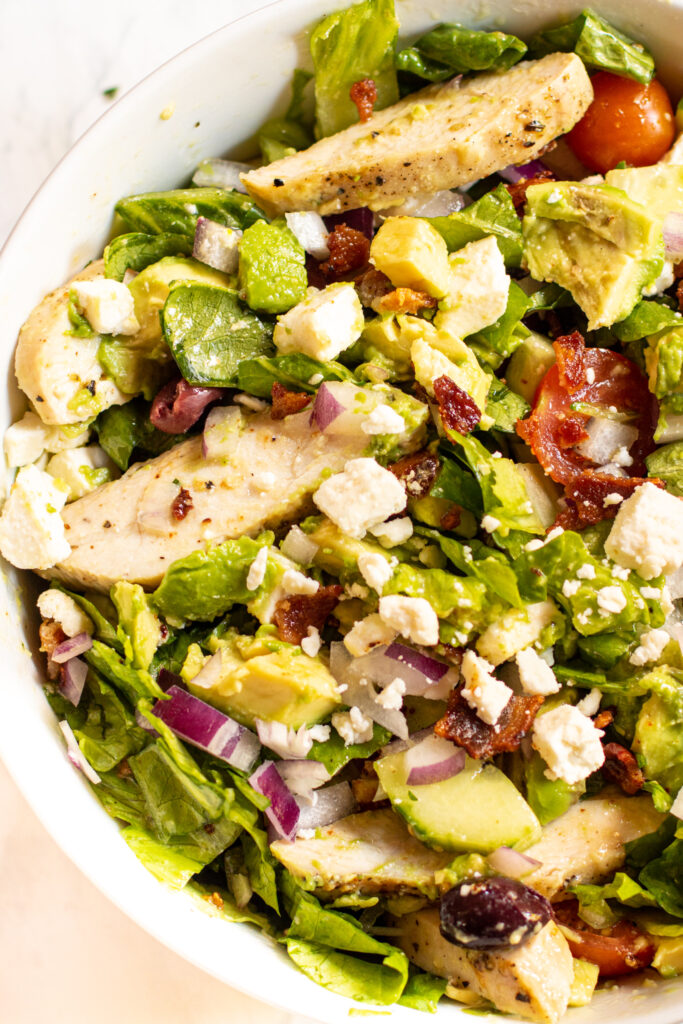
[313,458,406,539]
[360,404,406,435]
[274,283,364,361]
[629,628,670,667]
[576,688,602,717]
[4,412,49,467]
[332,706,374,746]
[357,552,394,594]
[612,446,633,468]
[671,787,683,820]
[308,724,331,743]
[532,705,605,785]
[515,647,560,696]
[611,564,630,581]
[246,546,269,590]
[282,568,319,596]
[576,563,596,580]
[640,586,662,599]
[37,589,93,637]
[435,236,510,339]
[605,482,683,579]
[481,515,501,533]
[546,527,564,542]
[379,595,440,647]
[308,373,324,386]
[255,719,328,759]
[603,493,624,508]
[71,278,139,335]
[344,613,397,657]
[643,259,675,297]
[460,650,513,725]
[301,626,322,657]
[252,471,277,492]
[297,828,317,840]
[524,539,544,552]
[596,585,627,614]
[345,581,370,599]
[376,676,406,710]
[0,465,70,570]
[46,445,114,501]
[234,393,268,411]
[284,211,330,260]
[577,609,593,625]
[369,517,413,547]
[562,579,581,598]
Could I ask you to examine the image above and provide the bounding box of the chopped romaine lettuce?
[429,184,523,268]
[94,399,182,472]
[529,9,655,84]
[397,22,526,82]
[646,442,683,495]
[236,352,355,398]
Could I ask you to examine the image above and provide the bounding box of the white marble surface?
[0,2,315,1021]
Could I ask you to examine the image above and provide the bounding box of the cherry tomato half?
[554,900,655,977]
[568,72,675,173]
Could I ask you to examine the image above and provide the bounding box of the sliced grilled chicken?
[15,260,129,426]
[523,791,664,899]
[44,407,369,592]
[241,54,593,217]
[271,808,451,897]
[396,909,573,1024]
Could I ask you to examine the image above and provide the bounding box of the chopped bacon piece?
[594,709,614,730]
[433,375,482,435]
[271,381,311,420]
[602,742,645,795]
[39,620,67,680]
[554,331,587,395]
[554,900,655,977]
[434,686,544,759]
[355,267,393,308]
[677,277,683,312]
[674,261,683,279]
[374,288,438,315]
[505,170,555,213]
[171,487,193,521]
[320,225,370,279]
[563,471,664,525]
[272,584,342,645]
[388,449,440,498]
[350,78,378,123]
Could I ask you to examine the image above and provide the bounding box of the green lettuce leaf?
[611,299,681,342]
[74,672,148,772]
[236,352,355,398]
[123,826,205,888]
[529,8,655,84]
[420,528,522,608]
[484,376,530,433]
[430,454,483,515]
[646,442,683,496]
[111,581,162,671]
[640,840,683,918]
[397,22,525,82]
[384,562,491,628]
[429,184,523,267]
[398,971,448,1012]
[259,69,314,163]
[104,232,192,281]
[85,639,163,702]
[115,188,266,238]
[94,399,183,472]
[634,668,683,792]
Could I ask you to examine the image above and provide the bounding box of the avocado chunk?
[375,747,541,853]
[370,217,451,297]
[128,256,232,345]
[505,331,556,403]
[653,937,683,978]
[360,315,413,376]
[110,580,162,671]
[304,515,399,575]
[406,318,491,416]
[606,164,683,228]
[239,219,307,314]
[523,182,664,329]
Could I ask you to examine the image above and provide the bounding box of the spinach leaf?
[429,184,523,268]
[236,352,354,398]
[308,723,390,776]
[161,282,273,386]
[397,22,525,82]
[430,453,483,515]
[399,972,448,1012]
[104,232,192,281]
[529,9,655,85]
[115,188,266,237]
[122,826,206,888]
[94,399,182,471]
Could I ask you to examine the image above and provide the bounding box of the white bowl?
[2,1,683,1021]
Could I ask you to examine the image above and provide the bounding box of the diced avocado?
[523,182,664,329]
[185,636,341,728]
[408,320,491,416]
[506,331,556,403]
[361,315,413,375]
[646,440,683,496]
[304,516,398,575]
[128,256,232,345]
[606,164,683,227]
[645,326,683,400]
[245,548,298,624]
[239,219,307,314]
[110,580,162,671]
[370,217,450,298]
[476,600,560,666]
[525,751,582,825]
[375,749,541,853]
[568,960,600,1006]
[652,937,683,978]
[514,463,562,529]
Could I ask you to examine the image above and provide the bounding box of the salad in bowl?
[4,1,683,1019]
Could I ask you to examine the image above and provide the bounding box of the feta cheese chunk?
[357,552,394,594]
[434,236,510,340]
[313,458,406,539]
[301,626,322,657]
[332,706,374,746]
[460,650,513,725]
[246,546,269,590]
[369,517,413,547]
[360,404,406,436]
[532,705,605,785]
[671,787,683,821]
[576,688,602,717]
[596,585,627,614]
[481,515,501,533]
[4,412,49,467]
[379,595,440,647]
[37,589,93,637]
[0,465,70,570]
[515,647,560,696]
[629,628,670,666]
[344,613,397,657]
[605,482,683,579]
[273,283,364,361]
[71,278,139,336]
[46,445,115,501]
[376,677,406,710]
[281,568,319,596]
[285,211,330,260]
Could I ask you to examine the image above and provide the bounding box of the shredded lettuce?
[397,22,526,82]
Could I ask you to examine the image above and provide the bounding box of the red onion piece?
[150,377,224,434]
[135,708,159,735]
[250,761,300,841]
[193,217,241,273]
[330,640,455,703]
[309,382,345,432]
[59,657,88,706]
[152,685,260,772]
[122,268,139,285]
[488,846,542,879]
[280,526,319,566]
[344,676,409,740]
[202,405,242,459]
[58,720,101,784]
[276,759,331,797]
[385,642,448,682]
[498,159,549,184]
[52,632,93,664]
[405,734,466,786]
[323,207,374,240]
[296,781,357,831]
[156,668,183,692]
[663,211,683,261]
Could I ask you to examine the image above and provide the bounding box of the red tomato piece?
[554,900,655,977]
[568,72,675,173]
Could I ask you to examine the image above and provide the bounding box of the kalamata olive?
[439,876,553,951]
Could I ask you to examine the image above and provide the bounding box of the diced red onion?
[309,382,346,432]
[280,525,319,565]
[498,160,549,184]
[324,207,374,240]
[343,676,409,740]
[122,268,138,285]
[58,720,101,784]
[379,726,433,759]
[405,734,466,786]
[285,211,330,260]
[156,668,182,692]
[250,761,300,841]
[488,846,542,879]
[52,632,93,664]
[152,685,260,772]
[150,377,224,434]
[330,640,455,703]
[664,212,683,261]
[192,158,252,193]
[310,381,379,437]
[385,642,448,682]
[295,781,357,831]
[276,759,331,797]
[202,405,242,459]
[575,417,638,466]
[135,708,159,735]
[59,657,88,706]
[193,217,241,273]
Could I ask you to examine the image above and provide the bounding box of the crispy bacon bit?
[440,504,462,531]
[320,225,370,279]
[39,619,66,657]
[602,742,645,795]
[171,487,194,521]
[271,381,311,420]
[555,415,589,449]
[554,331,587,395]
[355,267,393,308]
[388,449,440,498]
[350,78,378,123]
[116,759,133,779]
[564,471,664,525]
[505,170,554,213]
[433,375,481,436]
[554,899,655,976]
[677,277,683,313]
[594,709,614,730]
[273,584,342,645]
[374,288,438,315]
[435,686,544,759]
[207,891,224,910]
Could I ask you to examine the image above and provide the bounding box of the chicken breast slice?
[242,53,593,217]
[43,407,369,592]
[15,260,129,426]
[523,791,664,899]
[395,909,572,1024]
[271,808,451,897]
